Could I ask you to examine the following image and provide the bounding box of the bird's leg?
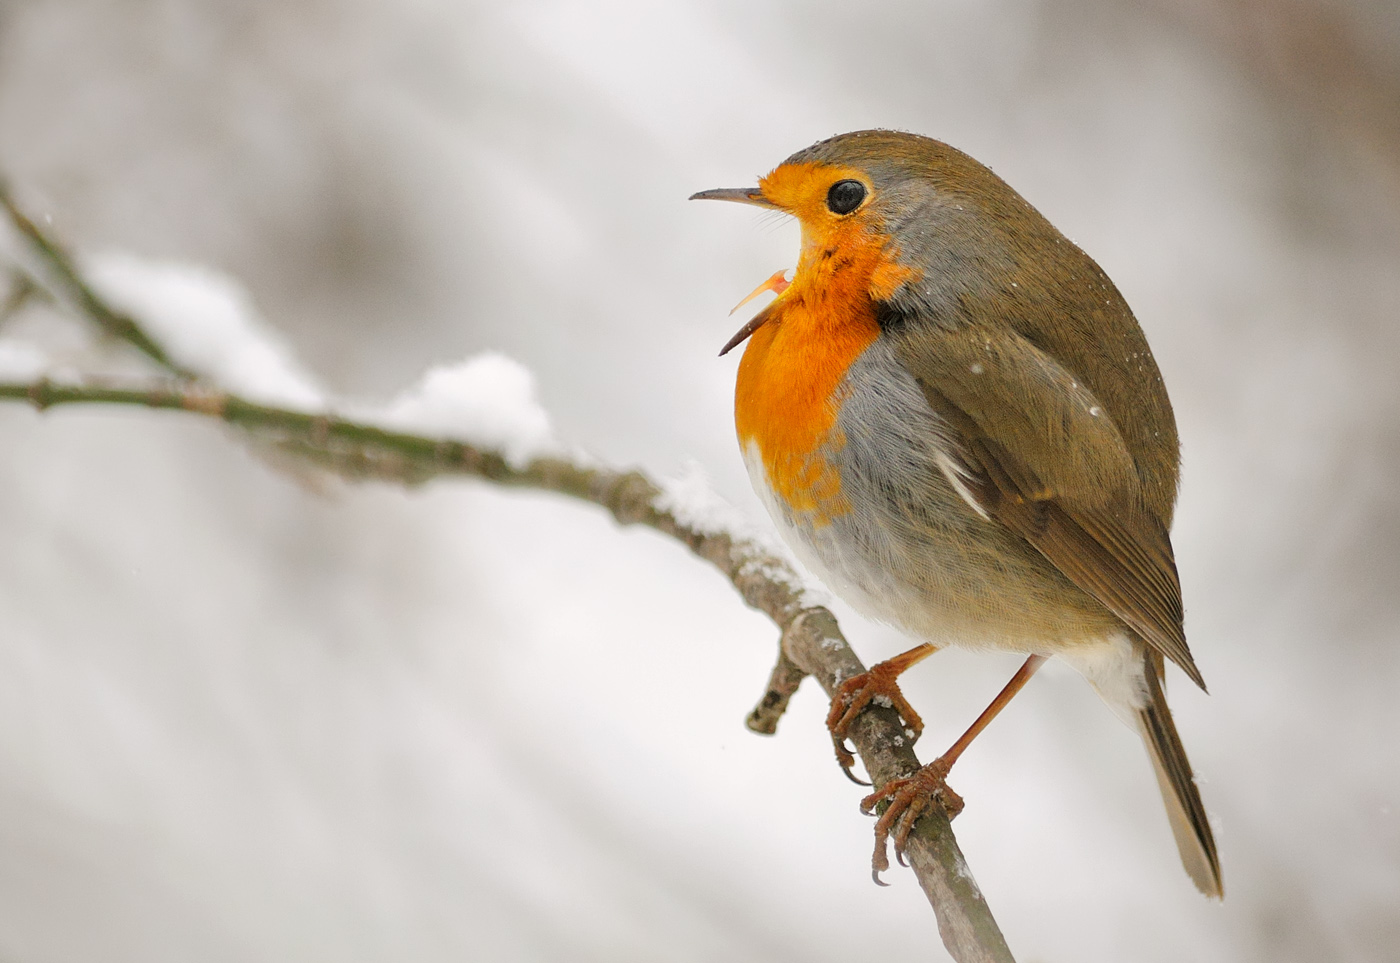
[826,642,940,783]
[861,655,1047,883]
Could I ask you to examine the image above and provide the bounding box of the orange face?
[731,162,918,525]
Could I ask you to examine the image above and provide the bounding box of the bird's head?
[692,130,1045,353]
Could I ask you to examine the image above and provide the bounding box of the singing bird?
[692,130,1221,897]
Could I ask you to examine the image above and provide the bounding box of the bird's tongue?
[718,269,792,357]
[729,269,791,315]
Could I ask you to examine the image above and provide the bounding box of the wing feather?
[895,325,1205,690]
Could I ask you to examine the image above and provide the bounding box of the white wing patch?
[933,450,990,521]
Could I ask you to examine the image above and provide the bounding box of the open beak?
[717,301,779,356]
[691,186,789,355]
[718,269,791,356]
[688,187,778,209]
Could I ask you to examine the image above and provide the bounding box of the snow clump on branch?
[657,462,830,609]
[378,353,561,468]
[0,340,48,381]
[83,253,325,409]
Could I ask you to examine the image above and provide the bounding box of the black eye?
[826,179,866,215]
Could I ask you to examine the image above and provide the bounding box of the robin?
[692,130,1222,898]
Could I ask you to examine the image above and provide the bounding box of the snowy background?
[1,1,1398,960]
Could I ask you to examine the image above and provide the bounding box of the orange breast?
[735,227,912,525]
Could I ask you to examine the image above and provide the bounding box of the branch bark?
[0,185,1017,963]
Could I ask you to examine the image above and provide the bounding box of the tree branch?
[0,182,191,376]
[0,187,1018,963]
[0,377,1017,962]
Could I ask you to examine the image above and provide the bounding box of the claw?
[871,817,893,886]
[861,759,963,879]
[851,652,1039,884]
[824,646,940,783]
[842,765,872,787]
[825,661,928,781]
[833,736,872,785]
[859,790,879,817]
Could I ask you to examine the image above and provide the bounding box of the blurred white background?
[0,0,1398,960]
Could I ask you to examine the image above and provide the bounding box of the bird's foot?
[859,758,964,885]
[826,654,929,784]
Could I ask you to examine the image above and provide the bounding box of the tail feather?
[1136,653,1223,899]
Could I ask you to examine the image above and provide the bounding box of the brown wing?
[894,324,1205,690]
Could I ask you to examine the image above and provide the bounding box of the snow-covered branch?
[0,182,1016,963]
